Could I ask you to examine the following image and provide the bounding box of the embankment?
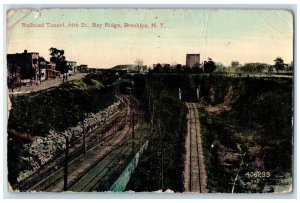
[197,75,293,193]
[8,75,116,185]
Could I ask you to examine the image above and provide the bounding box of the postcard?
[6,8,293,193]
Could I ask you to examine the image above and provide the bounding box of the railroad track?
[69,141,134,192]
[184,103,207,193]
[14,95,139,191]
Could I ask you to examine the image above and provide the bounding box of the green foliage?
[49,47,68,73]
[231,61,240,69]
[198,75,292,192]
[288,61,293,72]
[204,58,216,73]
[126,74,187,192]
[232,78,292,173]
[238,63,268,73]
[7,75,118,185]
[8,77,115,135]
[215,63,226,73]
[128,74,292,192]
[274,57,285,73]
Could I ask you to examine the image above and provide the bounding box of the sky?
[6,9,294,68]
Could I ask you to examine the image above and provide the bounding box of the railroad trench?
[13,95,147,192]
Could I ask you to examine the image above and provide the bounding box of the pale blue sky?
[7,9,293,68]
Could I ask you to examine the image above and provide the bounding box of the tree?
[231,61,240,69]
[135,58,144,72]
[204,58,216,73]
[267,64,275,74]
[215,62,226,73]
[240,63,268,73]
[288,61,293,72]
[175,64,183,73]
[152,63,163,73]
[162,64,171,73]
[192,62,201,73]
[49,47,68,82]
[274,57,285,74]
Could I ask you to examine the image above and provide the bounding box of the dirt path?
[184,103,207,193]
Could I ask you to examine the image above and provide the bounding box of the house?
[66,61,77,76]
[7,50,39,84]
[46,63,60,79]
[38,59,47,82]
[78,64,88,73]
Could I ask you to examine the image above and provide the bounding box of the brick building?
[7,50,39,84]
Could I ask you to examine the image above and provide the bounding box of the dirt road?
[8,73,86,95]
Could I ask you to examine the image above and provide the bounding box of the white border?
[1,1,299,201]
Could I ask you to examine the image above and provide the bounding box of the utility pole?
[82,92,87,156]
[11,73,14,93]
[132,112,135,140]
[132,111,135,155]
[161,144,164,191]
[179,88,181,101]
[82,113,87,155]
[131,79,135,155]
[137,112,142,148]
[64,136,69,191]
[27,134,30,171]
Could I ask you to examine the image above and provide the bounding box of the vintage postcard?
[6,8,293,193]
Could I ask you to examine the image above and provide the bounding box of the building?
[38,59,47,82]
[46,63,59,79]
[7,50,39,84]
[186,54,200,68]
[78,64,88,73]
[66,61,77,76]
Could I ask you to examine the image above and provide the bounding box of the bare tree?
[135,58,144,72]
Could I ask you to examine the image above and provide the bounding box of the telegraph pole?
[161,143,164,191]
[179,88,181,101]
[27,134,30,171]
[132,111,135,155]
[63,136,69,191]
[132,112,135,140]
[82,113,87,155]
[131,80,135,155]
[82,92,87,156]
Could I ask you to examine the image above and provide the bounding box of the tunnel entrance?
[180,87,200,103]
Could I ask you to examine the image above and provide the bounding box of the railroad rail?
[184,103,207,193]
